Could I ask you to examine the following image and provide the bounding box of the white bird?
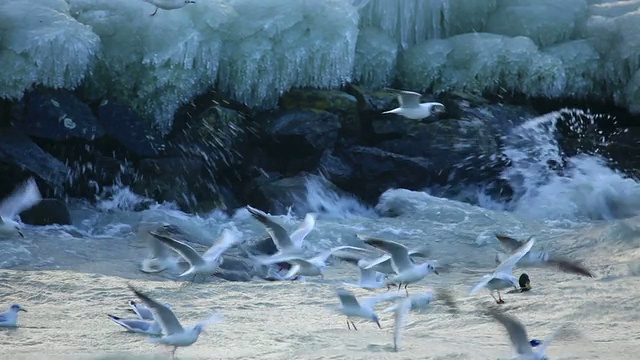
[361,247,430,275]
[107,314,162,335]
[129,300,171,321]
[128,285,222,359]
[246,206,317,256]
[486,307,564,360]
[0,304,27,327]
[342,260,387,290]
[0,178,42,238]
[382,90,446,120]
[139,224,180,274]
[250,245,371,280]
[470,237,535,304]
[331,288,400,330]
[495,234,594,278]
[142,0,196,16]
[358,235,439,295]
[150,228,242,282]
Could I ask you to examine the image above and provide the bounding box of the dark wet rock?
[280,88,359,139]
[340,146,434,203]
[259,109,342,173]
[19,89,104,141]
[318,150,355,188]
[20,199,72,226]
[96,100,166,158]
[0,128,70,193]
[345,84,399,113]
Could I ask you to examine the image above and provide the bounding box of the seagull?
[142,0,196,17]
[127,284,222,359]
[249,245,372,280]
[0,178,42,238]
[0,304,27,327]
[470,237,535,304]
[358,234,439,295]
[331,288,400,330]
[150,228,242,282]
[361,247,430,275]
[246,206,317,255]
[129,300,171,321]
[139,224,180,274]
[485,306,565,360]
[495,234,594,278]
[382,90,446,120]
[384,289,458,351]
[342,260,387,290]
[107,314,162,335]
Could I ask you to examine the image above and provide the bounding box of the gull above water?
[150,228,242,281]
[0,304,27,327]
[358,234,439,295]
[246,205,317,257]
[331,288,400,330]
[139,224,181,274]
[485,306,568,360]
[470,237,535,304]
[495,234,594,278]
[127,284,222,359]
[107,314,161,336]
[382,90,446,120]
[142,0,196,16]
[0,177,42,238]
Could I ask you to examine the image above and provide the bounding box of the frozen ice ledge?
[1,0,640,133]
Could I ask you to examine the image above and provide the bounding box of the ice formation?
[1,0,640,132]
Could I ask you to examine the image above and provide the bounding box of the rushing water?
[2,111,640,359]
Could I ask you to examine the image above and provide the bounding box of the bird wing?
[362,254,393,270]
[315,245,373,264]
[486,307,534,356]
[361,291,403,309]
[107,314,155,333]
[398,91,421,108]
[494,234,527,253]
[393,297,412,351]
[469,274,494,294]
[359,266,378,284]
[146,232,170,259]
[358,235,413,273]
[0,177,42,219]
[336,287,361,308]
[246,206,294,250]
[545,256,594,277]
[283,263,303,279]
[408,246,430,258]
[495,237,535,274]
[128,285,183,335]
[203,228,242,261]
[150,232,205,267]
[128,300,154,320]
[289,212,317,247]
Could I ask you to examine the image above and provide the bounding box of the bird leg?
[150,7,159,16]
[404,284,409,296]
[490,291,505,304]
[171,346,177,359]
[347,319,351,330]
[350,319,358,331]
[397,283,402,293]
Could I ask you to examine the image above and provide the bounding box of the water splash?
[297,176,377,219]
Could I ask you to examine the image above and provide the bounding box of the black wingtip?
[107,314,120,320]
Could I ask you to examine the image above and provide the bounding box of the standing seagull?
[382,90,446,120]
[127,285,222,359]
[495,234,594,278]
[142,0,196,16]
[358,234,439,295]
[485,306,565,360]
[150,228,242,282]
[246,206,317,255]
[331,288,399,330]
[0,178,42,238]
[470,238,535,304]
[0,304,27,327]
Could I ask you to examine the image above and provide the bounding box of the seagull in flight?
[331,287,400,330]
[0,178,42,238]
[246,205,317,256]
[358,234,439,295]
[470,237,535,304]
[150,228,242,282]
[382,89,446,120]
[127,284,222,359]
[494,234,594,278]
[142,0,196,17]
[484,306,568,359]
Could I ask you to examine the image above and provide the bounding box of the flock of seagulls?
[1,179,594,358]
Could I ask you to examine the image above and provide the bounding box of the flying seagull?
[383,90,446,120]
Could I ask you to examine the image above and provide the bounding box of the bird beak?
[18,231,24,238]
[376,320,382,329]
[20,309,27,312]
[434,269,439,275]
